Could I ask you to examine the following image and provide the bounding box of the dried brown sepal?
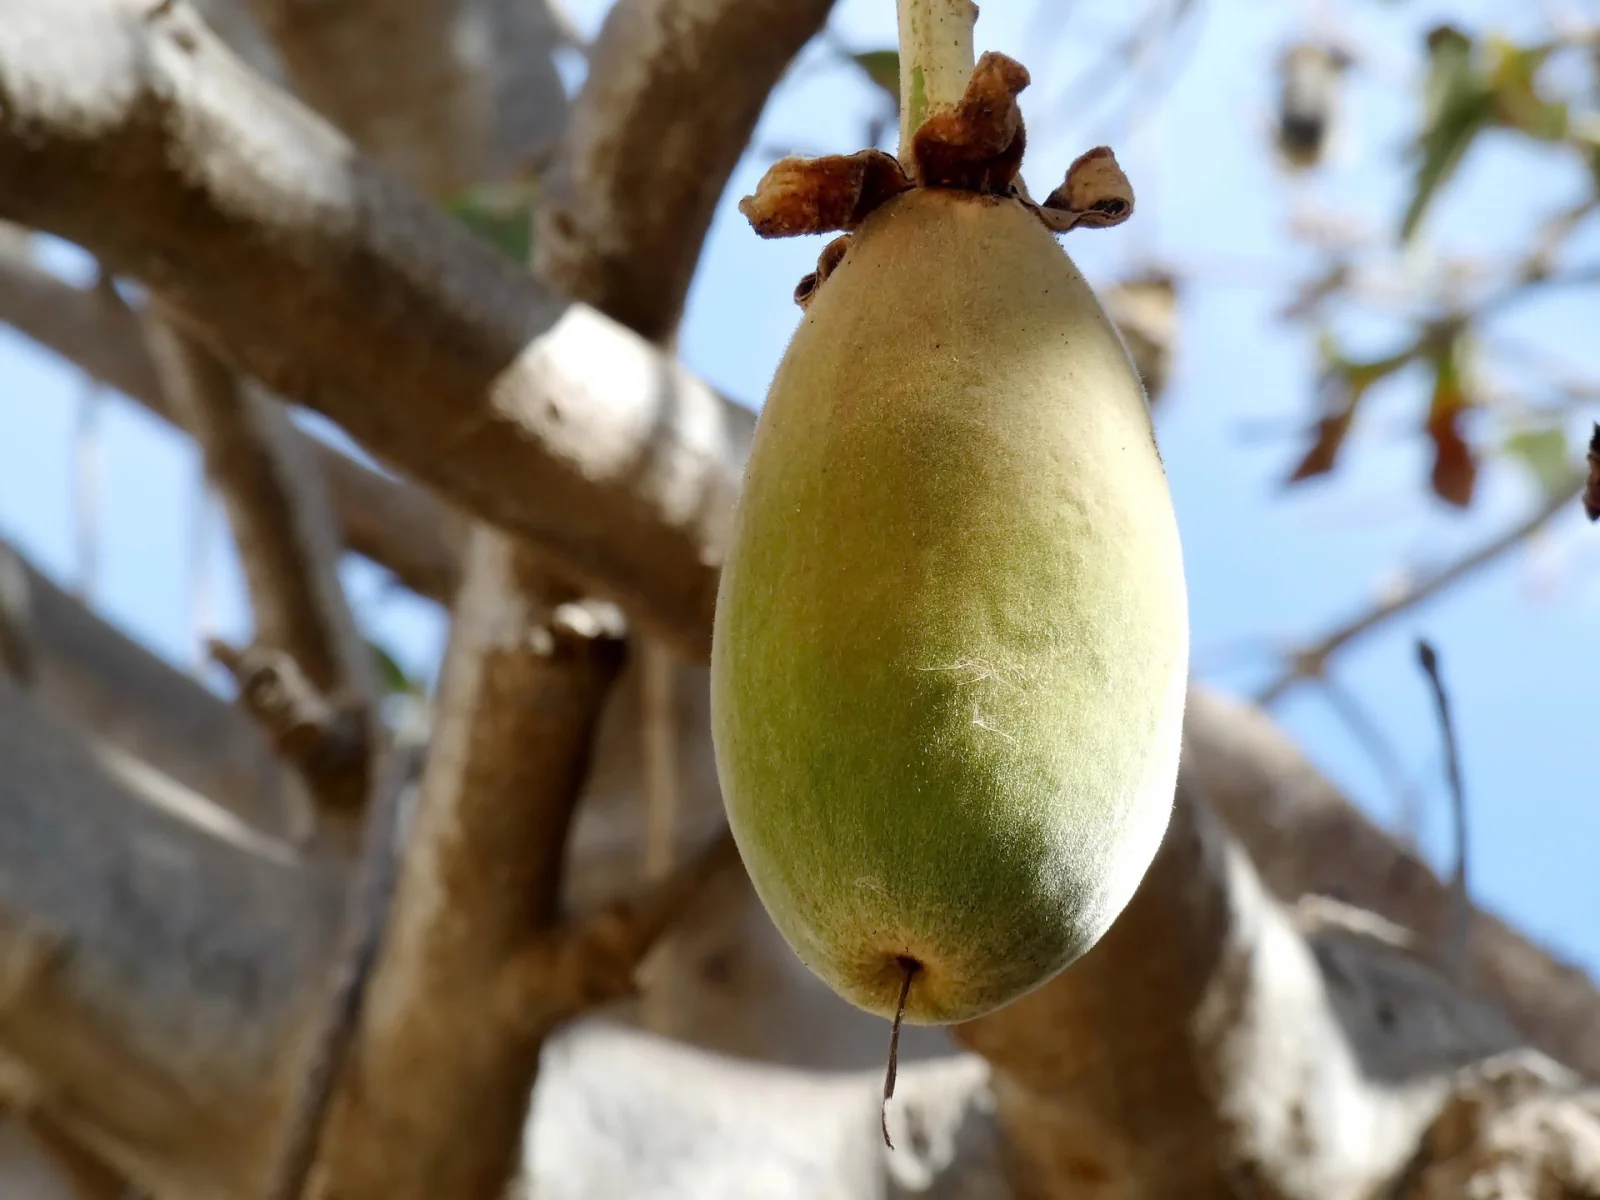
[1584,423,1600,522]
[910,51,1031,192]
[739,151,911,239]
[794,235,853,310]
[1036,146,1136,233]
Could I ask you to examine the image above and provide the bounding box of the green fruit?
[710,186,1189,1025]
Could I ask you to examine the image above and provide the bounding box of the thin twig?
[141,312,380,812]
[1257,479,1583,706]
[1315,676,1426,848]
[640,638,680,1035]
[208,640,370,815]
[1416,638,1472,986]
[640,640,679,884]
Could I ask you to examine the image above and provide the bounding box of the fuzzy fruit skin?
[710,188,1189,1025]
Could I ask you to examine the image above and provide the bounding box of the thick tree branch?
[538,0,834,342]
[0,245,463,602]
[956,777,1523,1198]
[541,0,836,1048]
[2,7,1598,1198]
[141,313,380,814]
[244,0,572,198]
[0,672,345,1199]
[1185,687,1600,1081]
[303,529,629,1199]
[0,0,753,660]
[1,537,302,836]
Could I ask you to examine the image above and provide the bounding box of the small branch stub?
[208,639,370,813]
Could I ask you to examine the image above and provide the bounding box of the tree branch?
[0,244,463,602]
[1185,686,1600,1081]
[16,1111,130,1200]
[2,7,1599,1197]
[0,671,345,1199]
[956,776,1523,1198]
[539,0,837,1049]
[0,0,754,660]
[301,529,630,1199]
[537,0,834,343]
[1256,479,1582,705]
[500,826,740,1033]
[141,312,380,814]
[244,0,572,198]
[1,537,303,836]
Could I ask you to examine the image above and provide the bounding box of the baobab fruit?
[710,52,1189,1027]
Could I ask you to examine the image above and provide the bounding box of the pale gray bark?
[0,244,463,602]
[538,0,835,342]
[245,0,572,198]
[0,672,345,1199]
[0,4,1595,1199]
[0,0,750,659]
[301,531,623,1199]
[2,538,303,837]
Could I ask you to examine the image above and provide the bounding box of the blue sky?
[1,0,1597,976]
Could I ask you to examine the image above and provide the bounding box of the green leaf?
[446,180,541,266]
[852,49,901,105]
[368,639,421,697]
[1402,26,1494,243]
[1504,427,1578,500]
[1486,38,1568,141]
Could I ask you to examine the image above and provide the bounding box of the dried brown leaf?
[1427,407,1477,508]
[1288,410,1357,483]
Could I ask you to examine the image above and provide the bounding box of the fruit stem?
[895,0,976,161]
[881,956,920,1150]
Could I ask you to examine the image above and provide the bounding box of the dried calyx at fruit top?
[738,51,1136,309]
